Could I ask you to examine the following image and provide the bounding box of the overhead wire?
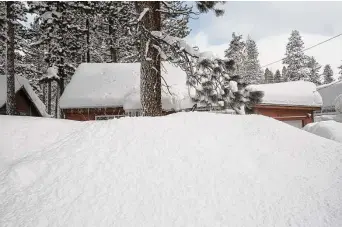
[261,33,342,69]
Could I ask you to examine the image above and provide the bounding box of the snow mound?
[59,62,194,111]
[1,113,342,226]
[0,115,85,169]
[304,120,342,143]
[0,75,49,117]
[248,81,322,107]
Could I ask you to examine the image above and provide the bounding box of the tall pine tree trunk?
[6,1,16,115]
[136,1,162,116]
[55,83,59,118]
[86,18,90,63]
[108,17,117,62]
[47,80,51,115]
[42,83,46,104]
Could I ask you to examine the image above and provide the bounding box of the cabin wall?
[63,107,126,121]
[254,105,316,127]
[0,89,41,116]
[62,107,175,121]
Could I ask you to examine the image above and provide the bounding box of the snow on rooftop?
[1,113,342,226]
[0,75,49,117]
[248,81,323,107]
[317,80,342,111]
[59,62,195,110]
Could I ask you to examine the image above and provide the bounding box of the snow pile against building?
[59,62,194,111]
[317,80,342,112]
[304,120,342,143]
[0,75,49,117]
[1,113,342,226]
[248,81,322,107]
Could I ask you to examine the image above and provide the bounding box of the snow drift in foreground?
[1,113,342,227]
[304,120,342,143]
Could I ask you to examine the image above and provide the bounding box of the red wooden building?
[249,81,322,128]
[60,63,322,129]
[0,75,49,117]
[59,62,193,120]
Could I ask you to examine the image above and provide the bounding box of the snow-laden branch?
[138,7,149,22]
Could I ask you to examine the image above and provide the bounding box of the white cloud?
[186,32,342,80]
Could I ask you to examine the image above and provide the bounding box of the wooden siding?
[62,104,321,127]
[0,88,41,116]
[254,104,320,126]
[62,107,176,121]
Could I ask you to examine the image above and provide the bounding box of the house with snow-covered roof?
[59,62,196,120]
[0,75,49,117]
[248,81,322,128]
[59,63,322,128]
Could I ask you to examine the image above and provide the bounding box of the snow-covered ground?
[1,113,342,226]
[304,120,342,143]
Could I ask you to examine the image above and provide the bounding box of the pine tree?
[135,1,162,116]
[135,1,226,116]
[282,30,309,81]
[187,58,264,114]
[244,36,262,84]
[274,69,281,83]
[338,62,342,81]
[264,68,274,83]
[306,56,321,85]
[224,33,246,77]
[1,2,27,115]
[0,2,6,75]
[281,66,287,82]
[322,64,334,84]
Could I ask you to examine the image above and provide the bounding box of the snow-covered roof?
[317,80,342,111]
[0,75,49,117]
[248,81,323,107]
[59,62,195,111]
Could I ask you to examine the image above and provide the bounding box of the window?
[95,115,125,120]
[125,110,143,117]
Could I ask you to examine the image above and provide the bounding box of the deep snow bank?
[1,113,342,227]
[0,115,87,169]
[304,120,342,143]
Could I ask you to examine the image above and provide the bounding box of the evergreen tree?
[338,62,342,81]
[224,33,246,78]
[322,64,334,84]
[274,69,281,83]
[281,66,287,82]
[282,30,309,81]
[135,1,226,116]
[0,1,27,115]
[306,56,321,85]
[187,58,264,114]
[264,68,274,83]
[244,36,262,84]
[0,2,5,75]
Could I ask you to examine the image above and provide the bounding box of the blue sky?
[186,1,342,78]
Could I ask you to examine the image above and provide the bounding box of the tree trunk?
[42,83,46,104]
[108,17,118,62]
[86,18,90,63]
[55,83,59,118]
[6,1,16,115]
[47,80,51,115]
[136,1,162,116]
